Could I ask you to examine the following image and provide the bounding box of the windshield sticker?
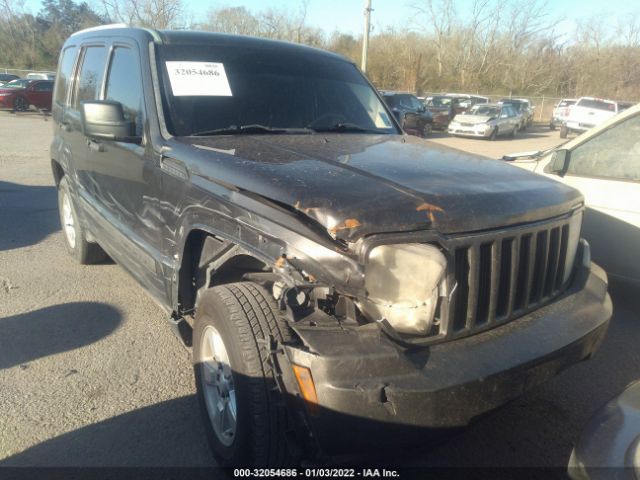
[166,61,232,96]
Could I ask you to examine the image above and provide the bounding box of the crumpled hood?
[453,114,494,124]
[176,134,583,242]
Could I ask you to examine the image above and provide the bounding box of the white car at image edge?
[506,103,640,285]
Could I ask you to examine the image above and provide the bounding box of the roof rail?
[70,23,128,37]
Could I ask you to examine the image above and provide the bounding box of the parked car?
[499,98,534,130]
[569,380,640,479]
[549,98,577,130]
[506,101,640,285]
[448,103,520,140]
[26,72,56,80]
[0,73,20,86]
[381,91,433,137]
[424,95,466,129]
[445,93,489,109]
[0,79,54,111]
[52,25,611,467]
[560,97,619,138]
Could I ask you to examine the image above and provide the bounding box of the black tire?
[489,127,498,141]
[549,123,556,131]
[193,282,296,467]
[560,125,568,139]
[57,177,107,264]
[13,96,28,112]
[422,122,432,137]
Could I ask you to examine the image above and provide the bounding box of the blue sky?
[21,0,638,41]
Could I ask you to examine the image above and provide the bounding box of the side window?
[54,46,78,105]
[105,46,144,135]
[34,82,53,92]
[73,46,108,110]
[567,113,640,182]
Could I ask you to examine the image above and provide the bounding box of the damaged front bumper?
[283,260,612,455]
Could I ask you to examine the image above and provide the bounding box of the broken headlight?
[358,244,447,335]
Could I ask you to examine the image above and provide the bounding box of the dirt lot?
[0,113,638,472]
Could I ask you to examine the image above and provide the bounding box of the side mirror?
[544,149,570,176]
[81,100,141,143]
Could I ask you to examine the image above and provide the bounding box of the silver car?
[448,103,520,140]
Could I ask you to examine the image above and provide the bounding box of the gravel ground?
[0,113,637,471]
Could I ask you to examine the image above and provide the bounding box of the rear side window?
[105,47,144,135]
[577,99,616,111]
[34,82,53,92]
[54,46,78,105]
[73,46,108,109]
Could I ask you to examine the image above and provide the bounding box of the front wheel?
[193,282,296,467]
[489,127,498,141]
[57,177,107,264]
[13,96,28,112]
[422,122,433,137]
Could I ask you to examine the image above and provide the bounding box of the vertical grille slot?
[475,242,493,325]
[555,224,570,289]
[530,230,549,304]
[496,238,513,319]
[514,234,531,311]
[452,247,470,332]
[544,227,561,297]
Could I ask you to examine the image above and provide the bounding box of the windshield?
[427,96,452,107]
[157,44,398,136]
[470,106,499,117]
[1,79,30,89]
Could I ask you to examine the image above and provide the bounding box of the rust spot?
[329,218,362,234]
[275,256,287,269]
[416,202,444,223]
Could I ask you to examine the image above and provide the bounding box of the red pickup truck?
[0,79,54,112]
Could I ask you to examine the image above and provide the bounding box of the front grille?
[434,214,579,341]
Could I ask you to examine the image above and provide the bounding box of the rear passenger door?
[66,44,109,200]
[30,81,53,108]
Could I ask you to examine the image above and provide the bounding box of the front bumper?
[285,260,611,454]
[448,125,491,137]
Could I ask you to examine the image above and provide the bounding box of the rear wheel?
[560,125,568,139]
[13,96,28,112]
[57,177,107,264]
[193,282,296,467]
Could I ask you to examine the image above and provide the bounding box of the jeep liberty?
[51,26,612,466]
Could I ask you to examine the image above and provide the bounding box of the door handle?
[87,139,105,153]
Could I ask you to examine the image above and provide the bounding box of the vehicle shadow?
[1,395,214,468]
[0,302,122,370]
[0,180,60,252]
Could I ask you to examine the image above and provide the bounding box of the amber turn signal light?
[292,364,319,415]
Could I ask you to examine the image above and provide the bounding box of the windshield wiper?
[190,124,313,136]
[309,122,385,134]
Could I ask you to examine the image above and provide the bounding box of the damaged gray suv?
[51,26,612,466]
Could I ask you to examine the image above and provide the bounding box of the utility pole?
[361,0,373,72]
